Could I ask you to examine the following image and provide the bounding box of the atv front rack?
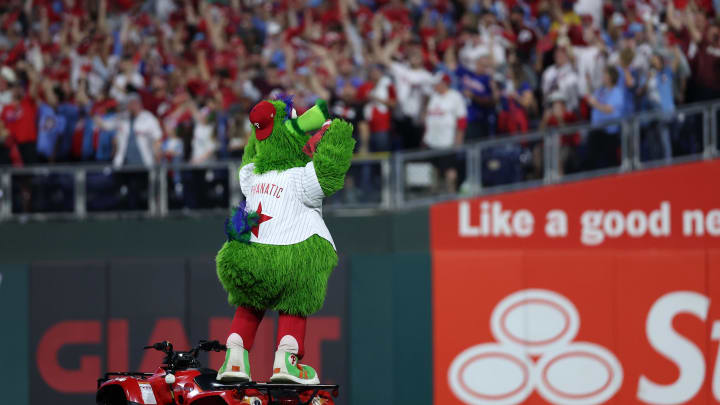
[98,372,155,388]
[215,382,339,405]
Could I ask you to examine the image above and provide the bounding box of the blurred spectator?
[497,56,538,134]
[189,101,217,165]
[109,93,162,168]
[507,5,538,65]
[358,64,395,153]
[0,63,38,164]
[377,33,433,149]
[111,56,145,104]
[586,66,625,169]
[540,92,581,173]
[0,118,21,166]
[422,73,467,193]
[0,66,15,108]
[182,98,219,209]
[226,114,250,160]
[640,50,679,161]
[36,79,67,163]
[688,20,720,102]
[456,55,498,141]
[460,12,506,68]
[542,46,580,112]
[615,47,641,117]
[90,98,119,162]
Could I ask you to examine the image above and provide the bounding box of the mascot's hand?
[325,119,354,141]
[304,118,355,159]
[310,118,355,197]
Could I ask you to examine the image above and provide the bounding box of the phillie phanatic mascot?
[215,96,354,384]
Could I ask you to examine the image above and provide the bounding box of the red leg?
[229,306,265,350]
[277,313,307,358]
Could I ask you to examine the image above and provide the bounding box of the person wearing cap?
[423,72,467,193]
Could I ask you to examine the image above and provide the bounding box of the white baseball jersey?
[423,89,467,149]
[239,161,335,249]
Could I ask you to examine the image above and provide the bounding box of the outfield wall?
[2,159,720,405]
[0,210,431,405]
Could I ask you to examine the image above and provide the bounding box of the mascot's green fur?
[216,98,355,316]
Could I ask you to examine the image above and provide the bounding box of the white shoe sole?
[270,372,320,385]
[217,371,250,382]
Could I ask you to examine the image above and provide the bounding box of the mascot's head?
[247,95,329,173]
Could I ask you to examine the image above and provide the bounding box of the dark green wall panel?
[349,252,432,405]
[348,255,395,401]
[0,264,29,405]
[391,253,432,404]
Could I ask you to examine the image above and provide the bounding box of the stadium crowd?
[0,0,719,191]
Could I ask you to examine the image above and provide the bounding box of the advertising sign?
[432,160,720,251]
[431,161,720,404]
[28,257,348,405]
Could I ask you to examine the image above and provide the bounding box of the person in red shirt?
[0,118,22,166]
[358,65,396,153]
[688,21,720,102]
[0,65,38,165]
[508,5,538,64]
[540,92,581,174]
[139,76,169,115]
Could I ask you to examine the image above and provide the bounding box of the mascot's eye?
[291,108,297,119]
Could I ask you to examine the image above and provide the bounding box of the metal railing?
[0,156,393,221]
[393,100,719,208]
[0,101,718,221]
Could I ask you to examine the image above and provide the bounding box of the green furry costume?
[216,98,355,317]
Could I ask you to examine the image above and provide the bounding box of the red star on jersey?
[251,202,273,237]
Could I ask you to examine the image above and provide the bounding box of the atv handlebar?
[144,341,174,353]
[195,340,227,353]
[142,340,226,371]
[143,340,226,357]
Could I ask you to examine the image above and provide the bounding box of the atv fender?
[96,379,160,405]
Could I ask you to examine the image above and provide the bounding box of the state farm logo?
[448,289,623,404]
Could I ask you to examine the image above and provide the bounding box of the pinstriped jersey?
[239,162,335,250]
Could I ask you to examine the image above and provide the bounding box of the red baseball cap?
[249,100,276,141]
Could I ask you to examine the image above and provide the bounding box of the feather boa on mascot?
[215,96,354,384]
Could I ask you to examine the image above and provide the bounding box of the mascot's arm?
[241,133,258,167]
[313,119,355,197]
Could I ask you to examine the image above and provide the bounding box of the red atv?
[96,340,339,405]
